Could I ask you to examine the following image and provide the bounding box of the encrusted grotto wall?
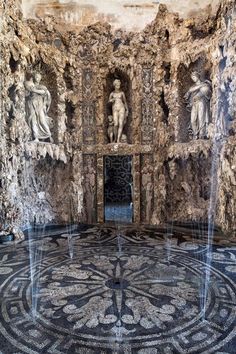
[0,0,235,235]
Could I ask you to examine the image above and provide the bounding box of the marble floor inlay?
[0,224,236,353]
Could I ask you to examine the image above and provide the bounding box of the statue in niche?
[184,71,212,140]
[216,81,232,138]
[108,79,128,143]
[25,72,53,143]
[142,166,153,223]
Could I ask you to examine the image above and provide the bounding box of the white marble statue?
[185,71,212,140]
[25,72,53,142]
[108,79,128,143]
[216,82,230,138]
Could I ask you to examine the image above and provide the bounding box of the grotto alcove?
[1,0,236,353]
[164,153,211,223]
[21,155,72,225]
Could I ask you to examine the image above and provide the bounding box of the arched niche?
[164,152,211,223]
[177,56,212,142]
[104,69,132,144]
[26,62,58,143]
[21,156,72,225]
[63,63,73,90]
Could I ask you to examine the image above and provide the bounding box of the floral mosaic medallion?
[0,226,236,353]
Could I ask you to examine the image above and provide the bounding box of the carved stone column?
[82,69,96,145]
[133,154,141,224]
[97,154,104,223]
[83,154,97,223]
[141,154,154,223]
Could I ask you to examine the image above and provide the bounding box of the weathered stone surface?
[0,0,235,236]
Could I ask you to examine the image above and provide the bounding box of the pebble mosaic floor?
[0,224,236,354]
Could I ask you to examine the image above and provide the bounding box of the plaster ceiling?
[21,0,221,31]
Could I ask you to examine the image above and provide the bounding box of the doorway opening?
[104,155,133,223]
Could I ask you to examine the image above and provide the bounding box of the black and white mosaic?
[0,225,236,353]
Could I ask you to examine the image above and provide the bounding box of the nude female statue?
[25,72,53,142]
[108,79,128,143]
[185,71,212,140]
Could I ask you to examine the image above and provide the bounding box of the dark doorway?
[104,155,133,223]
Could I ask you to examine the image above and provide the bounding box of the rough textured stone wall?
[0,0,235,235]
[0,0,76,233]
[216,0,236,234]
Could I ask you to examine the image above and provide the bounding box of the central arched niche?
[104,69,132,144]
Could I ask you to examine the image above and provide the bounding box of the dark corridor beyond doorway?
[104,155,133,222]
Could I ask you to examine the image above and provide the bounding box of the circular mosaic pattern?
[106,277,130,290]
[0,226,235,354]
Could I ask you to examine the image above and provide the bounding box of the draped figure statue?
[25,72,53,142]
[108,79,128,143]
[185,71,212,140]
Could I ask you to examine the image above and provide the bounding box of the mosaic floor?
[0,224,236,354]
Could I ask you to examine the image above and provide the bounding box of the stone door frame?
[96,153,141,224]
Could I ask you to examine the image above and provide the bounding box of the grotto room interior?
[0,0,236,353]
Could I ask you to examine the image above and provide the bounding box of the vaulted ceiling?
[21,0,221,31]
